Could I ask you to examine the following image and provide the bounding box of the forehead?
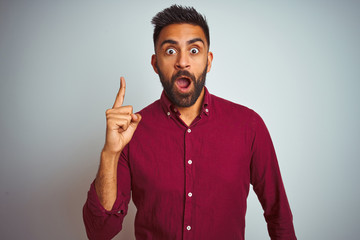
[157,23,207,46]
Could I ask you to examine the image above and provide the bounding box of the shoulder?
[209,93,265,130]
[134,98,169,132]
[135,99,165,127]
[210,93,258,118]
[138,99,161,117]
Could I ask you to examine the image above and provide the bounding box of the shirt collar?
[160,86,211,118]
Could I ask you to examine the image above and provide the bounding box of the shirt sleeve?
[82,147,131,240]
[250,112,297,240]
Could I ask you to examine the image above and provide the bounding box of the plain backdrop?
[1,0,360,239]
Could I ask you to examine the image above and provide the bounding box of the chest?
[128,118,253,194]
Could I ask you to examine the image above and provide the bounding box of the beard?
[157,64,208,107]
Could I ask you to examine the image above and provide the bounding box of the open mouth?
[175,76,192,91]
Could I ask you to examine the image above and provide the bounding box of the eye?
[190,48,199,54]
[166,48,177,55]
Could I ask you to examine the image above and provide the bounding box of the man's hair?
[151,5,210,49]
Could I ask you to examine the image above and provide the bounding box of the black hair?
[151,5,210,49]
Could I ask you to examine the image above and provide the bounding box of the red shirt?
[83,87,296,240]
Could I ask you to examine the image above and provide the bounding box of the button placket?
[183,127,194,238]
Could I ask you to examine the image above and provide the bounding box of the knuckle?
[107,118,114,124]
[122,105,133,113]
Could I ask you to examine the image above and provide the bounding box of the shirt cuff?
[86,180,127,217]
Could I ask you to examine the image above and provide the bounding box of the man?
[83,5,297,240]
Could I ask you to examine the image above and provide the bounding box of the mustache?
[171,70,196,83]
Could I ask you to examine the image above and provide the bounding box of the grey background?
[1,0,359,239]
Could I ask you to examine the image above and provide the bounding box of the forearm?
[95,150,121,211]
[83,148,131,240]
[83,180,127,240]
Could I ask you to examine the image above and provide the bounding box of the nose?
[175,51,190,70]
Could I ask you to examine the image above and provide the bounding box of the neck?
[177,88,205,126]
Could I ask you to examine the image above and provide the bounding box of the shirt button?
[205,108,209,113]
[167,112,170,116]
[187,129,191,133]
[186,226,191,231]
[188,192,192,197]
[188,160,192,165]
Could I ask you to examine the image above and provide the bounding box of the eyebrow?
[160,38,205,47]
[187,38,204,45]
[160,39,178,47]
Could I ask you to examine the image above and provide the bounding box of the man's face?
[151,23,213,107]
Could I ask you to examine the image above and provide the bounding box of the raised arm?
[83,77,141,240]
[96,76,141,210]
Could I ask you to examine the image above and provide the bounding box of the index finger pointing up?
[113,76,126,108]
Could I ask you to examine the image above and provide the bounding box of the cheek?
[158,59,176,72]
[194,58,208,74]
[195,55,208,66]
[157,58,169,69]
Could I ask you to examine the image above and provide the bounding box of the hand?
[103,77,141,154]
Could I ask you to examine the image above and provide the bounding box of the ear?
[206,51,213,73]
[151,54,158,74]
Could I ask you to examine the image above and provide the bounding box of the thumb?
[130,113,142,126]
[121,114,141,142]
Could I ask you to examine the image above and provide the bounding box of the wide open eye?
[190,48,199,54]
[166,48,177,55]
